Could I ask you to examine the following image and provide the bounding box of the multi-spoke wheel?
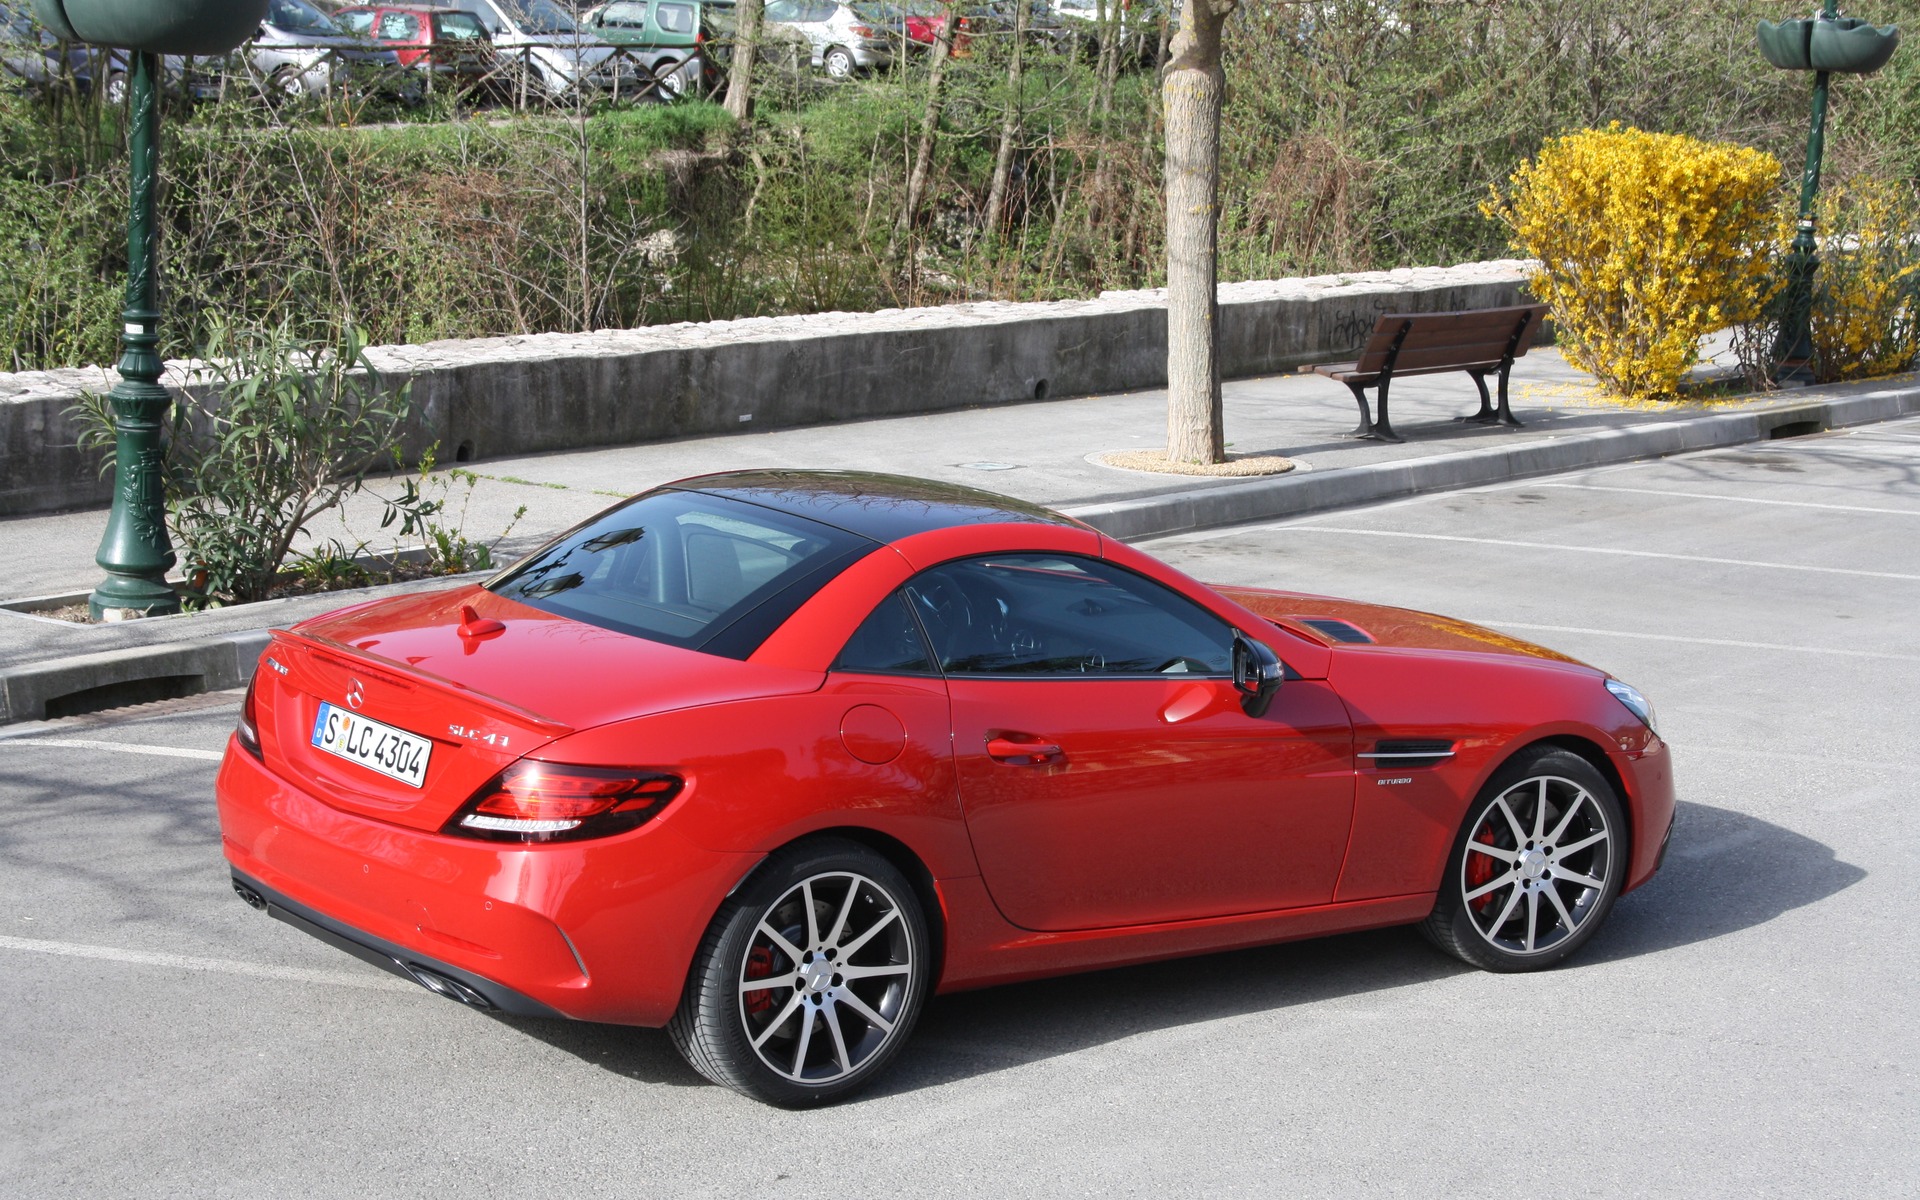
[1423,746,1626,972]
[669,839,929,1106]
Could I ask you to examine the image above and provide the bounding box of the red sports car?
[217,471,1673,1106]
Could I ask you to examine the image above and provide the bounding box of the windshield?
[502,0,580,33]
[267,0,343,35]
[489,488,874,657]
[851,2,902,20]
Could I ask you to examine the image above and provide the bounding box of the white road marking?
[1469,619,1920,663]
[0,738,224,761]
[1528,482,1920,517]
[0,933,417,994]
[1277,527,1920,581]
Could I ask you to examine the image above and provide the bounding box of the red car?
[217,471,1673,1106]
[899,0,970,53]
[335,3,496,88]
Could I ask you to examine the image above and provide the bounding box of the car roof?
[672,470,1089,543]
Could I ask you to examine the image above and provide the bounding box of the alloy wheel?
[1460,773,1614,956]
[737,871,915,1084]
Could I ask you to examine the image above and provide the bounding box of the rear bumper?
[216,739,759,1026]
[232,869,565,1017]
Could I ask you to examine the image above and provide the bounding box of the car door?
[911,552,1356,932]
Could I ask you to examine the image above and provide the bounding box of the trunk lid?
[254,584,823,831]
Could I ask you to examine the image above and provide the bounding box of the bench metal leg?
[1344,381,1374,438]
[1461,370,1501,425]
[1370,377,1402,443]
[1495,363,1523,427]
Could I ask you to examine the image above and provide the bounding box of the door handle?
[986,735,1062,765]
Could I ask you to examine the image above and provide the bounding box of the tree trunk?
[1163,0,1235,465]
[898,5,958,238]
[985,0,1029,239]
[724,0,763,122]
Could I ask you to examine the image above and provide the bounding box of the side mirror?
[1231,631,1283,719]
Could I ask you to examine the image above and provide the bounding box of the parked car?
[335,4,498,94]
[761,0,899,79]
[217,469,1673,1107]
[969,0,1073,51]
[577,0,714,99]
[897,0,968,54]
[240,0,409,98]
[442,0,633,96]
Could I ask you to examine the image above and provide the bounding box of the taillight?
[236,675,263,759]
[850,23,874,36]
[445,761,683,843]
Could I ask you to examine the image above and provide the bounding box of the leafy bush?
[76,322,414,605]
[1809,176,1920,382]
[1488,124,1783,399]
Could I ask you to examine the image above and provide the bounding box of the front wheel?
[1423,746,1626,972]
[669,839,930,1106]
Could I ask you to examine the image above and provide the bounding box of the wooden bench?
[1306,304,1550,443]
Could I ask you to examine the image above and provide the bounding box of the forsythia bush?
[1487,125,1783,400]
[1811,177,1920,383]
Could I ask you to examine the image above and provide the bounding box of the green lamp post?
[31,0,267,620]
[1757,3,1901,379]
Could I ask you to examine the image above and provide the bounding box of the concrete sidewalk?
[3,347,1917,722]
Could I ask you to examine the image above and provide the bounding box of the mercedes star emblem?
[346,679,366,711]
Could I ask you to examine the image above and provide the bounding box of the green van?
[580,0,735,95]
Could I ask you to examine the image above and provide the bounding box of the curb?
[3,378,1915,724]
[1066,380,1920,540]
[0,629,270,725]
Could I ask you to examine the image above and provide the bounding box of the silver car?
[246,0,405,98]
[444,0,632,96]
[761,0,898,79]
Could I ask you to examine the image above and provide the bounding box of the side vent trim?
[1359,739,1456,768]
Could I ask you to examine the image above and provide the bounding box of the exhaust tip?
[232,879,268,911]
[402,963,497,1010]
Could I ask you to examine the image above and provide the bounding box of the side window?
[764,1,800,21]
[907,554,1233,677]
[602,1,649,28]
[835,593,936,675]
[656,3,696,33]
[377,11,419,39]
[340,11,375,34]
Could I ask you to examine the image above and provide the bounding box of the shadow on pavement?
[374,798,1871,1097]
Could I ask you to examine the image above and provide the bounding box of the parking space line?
[0,933,417,994]
[1279,527,1920,581]
[1471,620,1920,663]
[0,738,224,761]
[1528,483,1920,517]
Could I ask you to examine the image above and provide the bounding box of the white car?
[445,0,632,96]
[761,0,898,79]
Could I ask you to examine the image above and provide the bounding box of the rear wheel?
[669,839,929,1106]
[1423,746,1626,972]
[822,45,857,79]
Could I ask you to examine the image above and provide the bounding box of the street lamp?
[1757,3,1901,380]
[31,0,267,620]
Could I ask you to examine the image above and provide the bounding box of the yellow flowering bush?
[1486,125,1783,400]
[1810,177,1920,383]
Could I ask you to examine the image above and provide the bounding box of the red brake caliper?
[742,945,776,1015]
[1466,827,1498,911]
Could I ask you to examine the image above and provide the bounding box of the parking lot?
[4,416,1918,1197]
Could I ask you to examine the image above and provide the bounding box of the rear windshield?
[488,488,874,658]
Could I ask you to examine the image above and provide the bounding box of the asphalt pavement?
[3,416,1914,1196]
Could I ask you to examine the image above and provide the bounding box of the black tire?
[1423,745,1626,972]
[668,838,930,1107]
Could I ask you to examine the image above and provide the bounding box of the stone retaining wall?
[0,259,1535,517]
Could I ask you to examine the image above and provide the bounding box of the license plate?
[311,703,432,789]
